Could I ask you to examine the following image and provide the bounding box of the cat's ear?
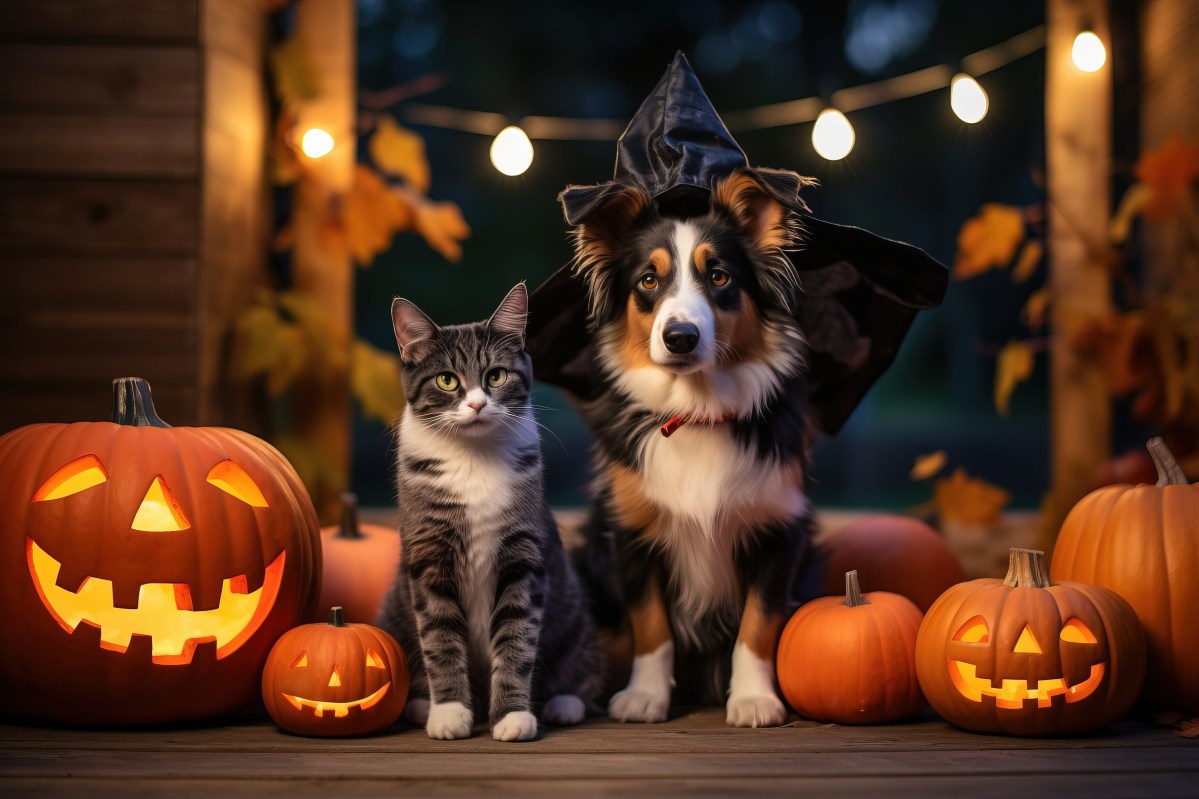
[391,298,438,362]
[488,282,528,346]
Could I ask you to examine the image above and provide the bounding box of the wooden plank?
[0,114,196,178]
[0,324,197,385]
[0,383,196,432]
[1043,0,1114,548]
[0,257,196,317]
[0,44,197,113]
[0,180,197,255]
[0,0,198,41]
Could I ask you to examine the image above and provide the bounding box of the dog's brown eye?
[640,274,658,290]
[709,269,731,288]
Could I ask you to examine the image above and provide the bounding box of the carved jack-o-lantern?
[262,607,408,737]
[0,378,321,725]
[916,548,1145,736]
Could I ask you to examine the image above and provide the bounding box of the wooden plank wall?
[0,0,266,432]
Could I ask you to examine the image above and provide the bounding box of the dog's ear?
[487,282,528,347]
[391,297,439,363]
[558,182,649,323]
[712,168,813,251]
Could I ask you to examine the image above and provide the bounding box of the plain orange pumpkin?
[1051,437,1199,713]
[820,515,964,612]
[777,570,925,724]
[317,493,401,624]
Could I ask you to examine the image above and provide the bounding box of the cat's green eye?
[486,368,508,388]
[435,372,460,392]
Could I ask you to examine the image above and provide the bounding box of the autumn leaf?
[1109,183,1151,244]
[955,204,1025,279]
[278,291,349,371]
[370,115,431,193]
[1154,711,1187,727]
[234,298,308,397]
[267,325,307,397]
[1135,136,1199,219]
[1021,288,1050,331]
[269,37,319,104]
[352,340,406,424]
[414,197,471,262]
[994,340,1035,416]
[935,468,1010,526]
[1010,240,1043,283]
[1179,719,1199,739]
[342,166,413,265]
[275,435,346,508]
[910,450,947,481]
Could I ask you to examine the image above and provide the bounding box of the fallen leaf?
[994,340,1035,416]
[1136,136,1199,219]
[269,37,320,104]
[1010,240,1043,283]
[911,450,948,481]
[351,340,406,424]
[1179,719,1199,738]
[369,115,431,193]
[1021,288,1050,331]
[955,204,1025,279]
[414,197,471,262]
[1109,183,1151,243]
[935,468,1010,526]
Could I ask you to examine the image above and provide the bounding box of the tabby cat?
[379,283,603,742]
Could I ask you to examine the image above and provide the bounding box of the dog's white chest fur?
[638,424,805,632]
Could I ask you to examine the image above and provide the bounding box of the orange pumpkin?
[262,606,408,737]
[777,570,925,724]
[317,493,400,624]
[820,515,964,612]
[917,548,1145,736]
[1051,437,1199,713]
[0,377,321,725]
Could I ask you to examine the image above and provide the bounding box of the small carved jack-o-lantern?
[0,377,321,725]
[262,607,408,737]
[916,548,1145,736]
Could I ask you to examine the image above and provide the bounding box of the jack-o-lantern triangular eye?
[366,649,385,668]
[290,651,308,669]
[206,460,268,507]
[131,476,191,532]
[33,455,108,502]
[1061,619,1098,643]
[953,616,990,643]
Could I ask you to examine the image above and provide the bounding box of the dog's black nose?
[663,322,700,354]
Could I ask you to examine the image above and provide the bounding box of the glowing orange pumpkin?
[262,607,408,737]
[316,493,400,624]
[0,377,321,724]
[917,548,1145,736]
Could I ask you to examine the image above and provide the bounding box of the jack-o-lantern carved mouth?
[27,538,284,665]
[948,660,1105,708]
[282,682,392,718]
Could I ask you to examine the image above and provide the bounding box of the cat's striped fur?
[379,284,603,742]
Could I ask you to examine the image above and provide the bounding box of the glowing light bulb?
[811,109,855,161]
[301,128,335,159]
[490,126,534,176]
[950,74,988,124]
[1071,31,1106,72]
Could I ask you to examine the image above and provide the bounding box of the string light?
[950,74,988,123]
[811,109,855,161]
[300,128,335,159]
[490,126,534,176]
[1071,31,1106,72]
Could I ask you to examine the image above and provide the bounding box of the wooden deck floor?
[3,708,1197,798]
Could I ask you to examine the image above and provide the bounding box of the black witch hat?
[527,52,948,434]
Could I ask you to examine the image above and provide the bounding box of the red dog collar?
[660,413,737,438]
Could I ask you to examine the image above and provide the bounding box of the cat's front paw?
[403,697,430,726]
[541,694,586,726]
[609,688,670,723]
[426,701,473,740]
[726,693,786,728]
[492,710,538,742]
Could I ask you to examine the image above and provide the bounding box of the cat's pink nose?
[466,400,486,412]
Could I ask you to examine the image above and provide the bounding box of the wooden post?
[1043,0,1113,548]
[291,0,355,521]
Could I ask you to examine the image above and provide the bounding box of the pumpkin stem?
[111,377,171,428]
[1147,437,1188,487]
[1003,548,1052,588]
[329,607,346,627]
[337,492,365,539]
[843,570,870,607]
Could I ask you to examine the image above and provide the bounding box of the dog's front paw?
[726,693,787,728]
[426,701,473,740]
[609,688,670,723]
[403,697,430,726]
[542,694,586,726]
[492,711,538,742]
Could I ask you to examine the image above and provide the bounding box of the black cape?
[527,52,948,435]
